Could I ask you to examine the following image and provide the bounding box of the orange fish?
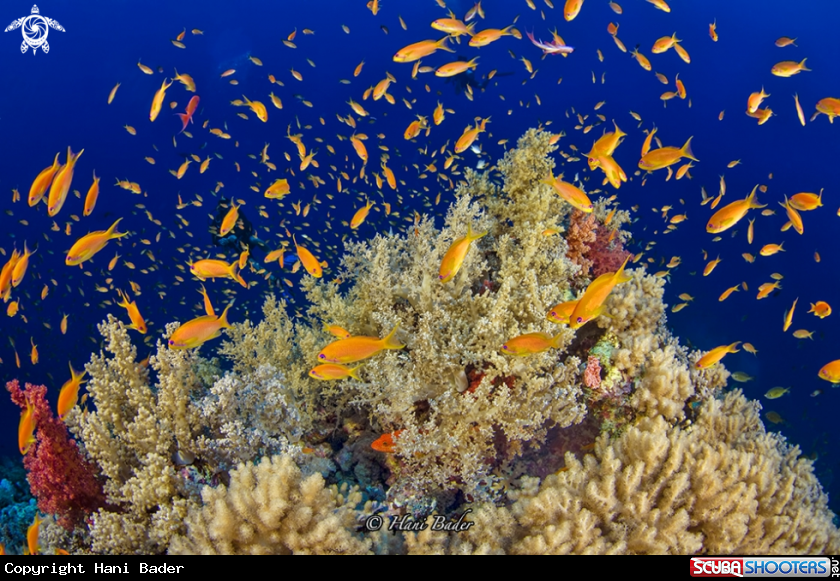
[404,116,428,141]
[219,200,240,237]
[818,360,840,384]
[265,178,291,199]
[11,242,36,287]
[116,289,147,333]
[815,98,840,123]
[350,200,374,229]
[18,396,36,455]
[317,324,404,364]
[439,224,487,283]
[639,136,697,171]
[783,298,798,332]
[324,324,352,339]
[169,304,233,350]
[242,95,268,122]
[469,26,518,47]
[65,218,127,266]
[83,171,101,216]
[709,19,718,42]
[695,342,740,369]
[149,78,173,121]
[27,514,42,556]
[501,332,565,356]
[371,430,403,453]
[454,117,489,153]
[706,185,766,233]
[808,301,831,318]
[57,364,86,420]
[542,174,593,212]
[190,258,247,288]
[564,0,583,21]
[569,256,631,329]
[308,363,362,381]
[28,153,61,207]
[435,57,479,78]
[293,235,324,278]
[47,147,84,217]
[771,58,810,77]
[546,299,580,325]
[789,189,823,211]
[747,87,770,114]
[393,38,453,62]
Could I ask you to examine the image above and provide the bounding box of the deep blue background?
[0,0,837,515]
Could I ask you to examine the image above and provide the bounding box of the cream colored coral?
[169,455,370,555]
[506,390,840,554]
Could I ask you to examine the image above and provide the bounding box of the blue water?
[0,0,837,521]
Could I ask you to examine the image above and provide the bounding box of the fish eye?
[319,353,325,359]
[168,340,174,345]
[502,345,508,350]
[577,317,583,323]
[550,311,556,317]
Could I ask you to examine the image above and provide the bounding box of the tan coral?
[506,390,840,554]
[169,455,370,555]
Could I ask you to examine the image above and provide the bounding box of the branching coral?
[169,455,370,555]
[65,318,202,553]
[505,390,840,554]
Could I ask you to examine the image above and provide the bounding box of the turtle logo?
[5,5,64,54]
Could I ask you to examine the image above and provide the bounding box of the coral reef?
[6,380,105,530]
[12,127,836,555]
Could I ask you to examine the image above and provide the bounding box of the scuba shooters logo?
[690,557,833,578]
[5,5,65,54]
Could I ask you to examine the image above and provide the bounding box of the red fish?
[176,96,200,134]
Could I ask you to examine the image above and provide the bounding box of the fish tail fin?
[728,341,742,353]
[69,362,87,384]
[437,37,455,53]
[381,323,405,350]
[551,333,566,349]
[348,364,363,380]
[613,255,633,284]
[229,260,247,288]
[818,188,824,204]
[466,223,488,242]
[217,303,233,328]
[746,185,767,209]
[466,21,476,35]
[800,58,810,71]
[176,112,189,134]
[680,136,699,161]
[106,218,127,239]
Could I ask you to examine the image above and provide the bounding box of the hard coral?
[6,380,105,530]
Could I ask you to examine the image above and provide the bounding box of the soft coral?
[6,380,105,530]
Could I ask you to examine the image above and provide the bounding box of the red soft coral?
[6,379,105,530]
[588,223,632,278]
